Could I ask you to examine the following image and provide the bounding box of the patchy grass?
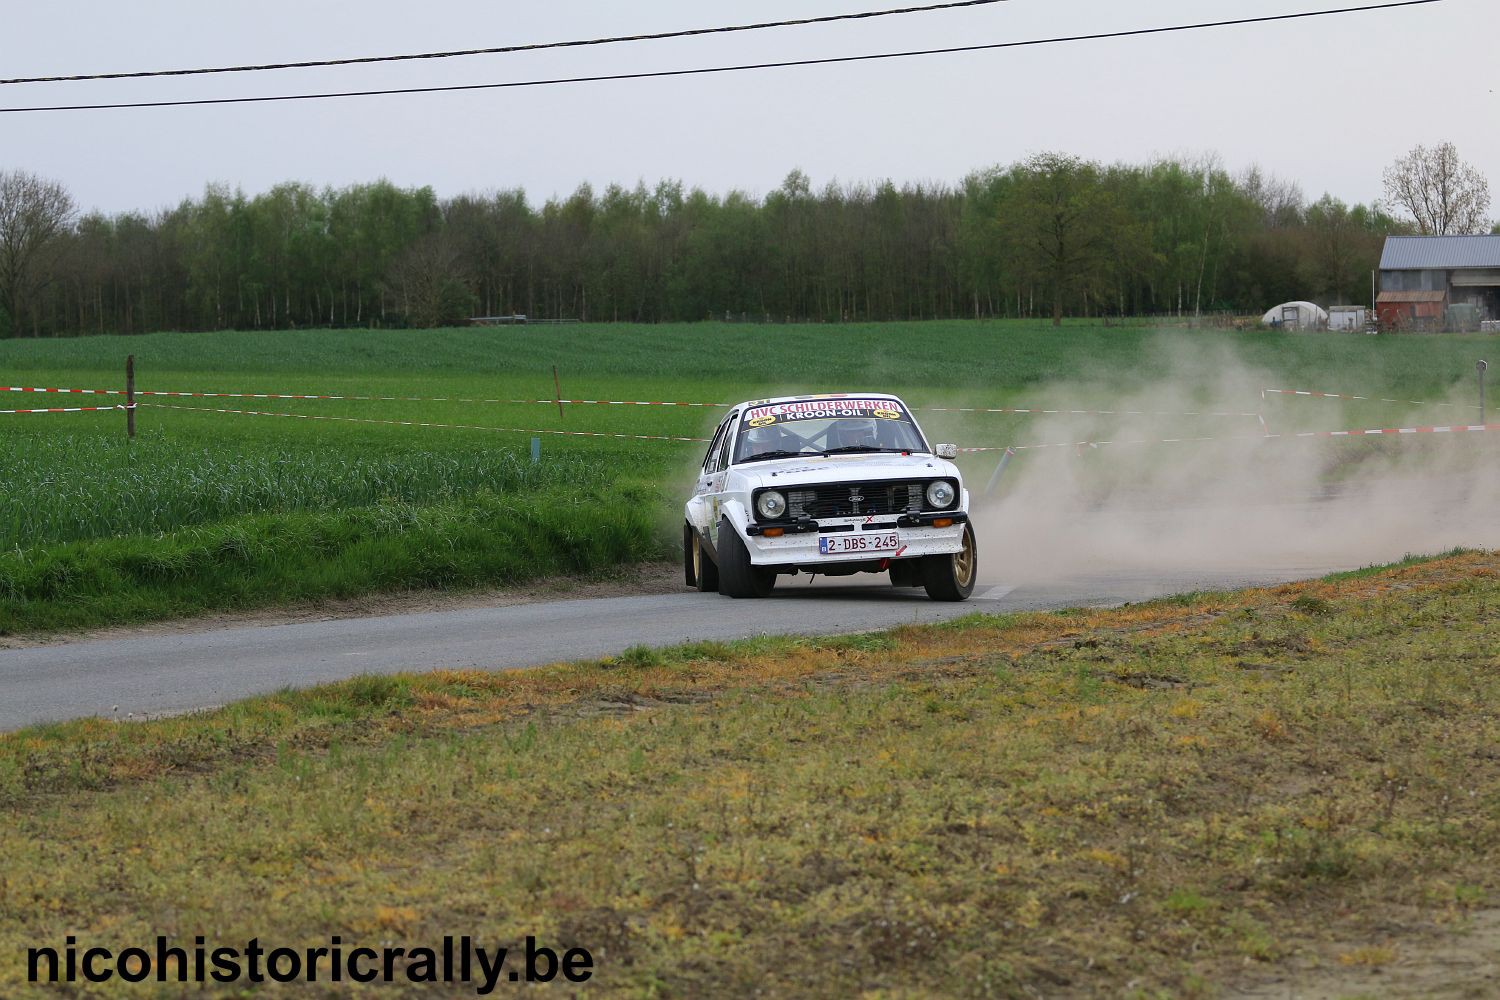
[3,554,1500,997]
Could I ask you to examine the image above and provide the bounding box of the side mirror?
[935,443,959,460]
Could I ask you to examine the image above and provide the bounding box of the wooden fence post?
[126,355,136,439]
[553,365,564,422]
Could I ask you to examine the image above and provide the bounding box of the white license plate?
[819,532,900,555]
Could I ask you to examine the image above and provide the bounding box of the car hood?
[736,453,961,491]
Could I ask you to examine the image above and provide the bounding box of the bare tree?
[0,170,76,336]
[1382,143,1492,236]
[1239,165,1305,229]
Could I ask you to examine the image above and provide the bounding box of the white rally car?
[683,393,977,601]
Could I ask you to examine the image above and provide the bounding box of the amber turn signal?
[932,518,954,528]
[763,527,785,538]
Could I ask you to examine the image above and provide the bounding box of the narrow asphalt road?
[7,471,1492,732]
[1,564,1333,732]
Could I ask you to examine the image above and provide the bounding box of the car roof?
[731,392,906,411]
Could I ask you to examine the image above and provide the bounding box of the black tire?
[889,559,923,588]
[716,518,776,598]
[922,522,978,602]
[685,522,718,592]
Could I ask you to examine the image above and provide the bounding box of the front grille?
[784,480,929,519]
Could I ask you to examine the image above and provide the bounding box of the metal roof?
[1380,235,1500,270]
[1376,290,1448,303]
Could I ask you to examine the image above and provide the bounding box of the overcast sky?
[2,0,1494,215]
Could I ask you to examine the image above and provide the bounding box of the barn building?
[1378,235,1500,331]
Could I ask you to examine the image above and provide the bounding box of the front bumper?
[740,513,968,568]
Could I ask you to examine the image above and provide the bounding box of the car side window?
[702,420,728,473]
[713,412,739,472]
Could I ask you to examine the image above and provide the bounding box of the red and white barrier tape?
[960,422,1500,454]
[3,385,730,407]
[139,403,712,443]
[540,398,727,408]
[19,397,1487,458]
[1262,387,1474,410]
[1,404,132,415]
[4,385,1260,419]
[4,386,122,396]
[924,405,1261,418]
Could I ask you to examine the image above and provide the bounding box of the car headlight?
[756,490,788,519]
[926,480,956,509]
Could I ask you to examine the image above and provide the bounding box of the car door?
[695,417,730,502]
[706,410,738,547]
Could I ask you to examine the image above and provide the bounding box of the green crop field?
[3,320,1496,632]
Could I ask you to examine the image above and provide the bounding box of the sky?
[1,0,1495,216]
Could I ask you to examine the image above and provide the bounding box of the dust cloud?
[968,336,1500,589]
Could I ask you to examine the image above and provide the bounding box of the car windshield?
[733,398,928,464]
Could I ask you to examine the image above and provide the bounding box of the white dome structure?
[1261,301,1329,330]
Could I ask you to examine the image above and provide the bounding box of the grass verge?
[0,483,671,634]
[4,553,1499,996]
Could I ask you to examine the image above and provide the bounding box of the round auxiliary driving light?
[926,481,956,509]
[756,491,788,519]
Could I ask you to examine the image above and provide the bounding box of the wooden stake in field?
[126,354,136,439]
[553,365,564,422]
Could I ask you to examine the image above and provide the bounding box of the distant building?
[1378,235,1500,330]
[1259,301,1328,330]
[1327,305,1367,332]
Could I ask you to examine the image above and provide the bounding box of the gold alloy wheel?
[692,535,703,580]
[953,528,975,588]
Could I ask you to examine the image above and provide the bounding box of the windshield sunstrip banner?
[744,399,906,426]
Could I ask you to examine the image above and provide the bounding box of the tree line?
[0,145,1491,337]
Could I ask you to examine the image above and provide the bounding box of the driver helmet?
[746,424,789,455]
[832,418,878,449]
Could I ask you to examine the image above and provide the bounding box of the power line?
[0,0,1016,86]
[0,1,1447,115]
